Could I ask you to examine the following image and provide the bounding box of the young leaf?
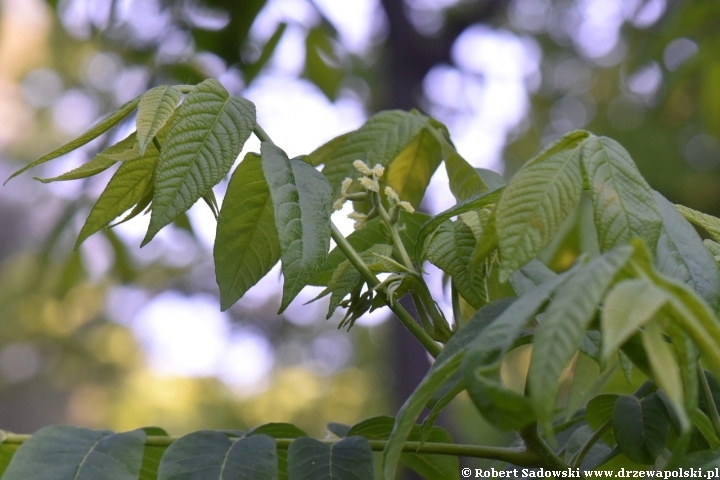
[415,188,503,266]
[2,425,145,480]
[143,79,256,245]
[612,393,670,465]
[654,191,720,310]
[321,110,428,198]
[601,279,667,361]
[75,142,159,249]
[495,130,589,281]
[287,436,374,480]
[136,85,183,156]
[385,127,443,207]
[580,136,662,253]
[311,211,428,286]
[463,272,570,431]
[157,431,277,480]
[214,153,280,311]
[261,142,333,312]
[528,246,634,432]
[675,204,720,243]
[424,219,486,309]
[34,132,139,183]
[5,94,141,184]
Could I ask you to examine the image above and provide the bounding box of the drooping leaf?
[311,211,428,286]
[463,272,569,431]
[321,111,428,198]
[2,425,144,480]
[441,140,488,201]
[528,246,634,432]
[475,168,506,191]
[75,142,159,249]
[654,191,720,309]
[157,431,277,480]
[601,279,667,361]
[580,136,662,253]
[287,436,374,480]
[612,393,670,464]
[136,85,183,156]
[495,130,589,281]
[425,219,486,308]
[385,127,443,207]
[260,142,333,312]
[34,133,139,183]
[139,427,168,480]
[382,299,513,480]
[143,79,256,245]
[5,94,141,183]
[675,204,720,243]
[415,188,503,266]
[214,153,280,310]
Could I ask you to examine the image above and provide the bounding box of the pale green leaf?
[139,427,167,480]
[704,239,720,258]
[385,127,442,207]
[136,85,183,156]
[415,188,503,266]
[35,133,139,183]
[692,409,720,449]
[601,279,667,361]
[528,246,634,432]
[654,191,720,310]
[441,140,488,201]
[5,94,141,184]
[261,142,333,312]
[496,130,589,281]
[581,136,661,252]
[675,204,720,243]
[244,22,287,84]
[287,436,374,480]
[214,153,280,311]
[321,110,428,198]
[143,79,255,245]
[566,352,602,421]
[424,219,486,309]
[508,259,556,296]
[75,142,159,249]
[2,425,144,480]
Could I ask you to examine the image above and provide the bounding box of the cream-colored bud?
[371,164,385,177]
[340,177,353,196]
[353,160,372,175]
[398,201,415,213]
[333,198,345,211]
[359,176,379,192]
[347,212,368,230]
[384,186,400,203]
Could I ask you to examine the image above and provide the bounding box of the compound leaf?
[214,153,280,311]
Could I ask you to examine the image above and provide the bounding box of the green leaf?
[247,423,307,480]
[347,416,458,480]
[441,141,488,201]
[308,132,352,167]
[260,142,333,312]
[2,425,144,480]
[425,219,486,309]
[566,352,602,421]
[704,239,720,258]
[305,27,343,101]
[5,94,141,184]
[321,111,428,198]
[34,132,139,183]
[0,442,18,476]
[463,272,569,431]
[385,127,443,207]
[509,259,557,296]
[564,425,611,469]
[382,299,514,479]
[214,153,280,310]
[75,141,159,249]
[287,436,374,480]
[612,393,670,464]
[655,191,720,309]
[580,136,662,253]
[157,431,277,480]
[327,423,350,438]
[244,22,287,85]
[311,211,428,286]
[692,409,720,449]
[475,168,506,191]
[675,204,720,243]
[587,394,619,447]
[495,130,589,281]
[415,188,503,266]
[139,427,168,480]
[136,85,183,156]
[601,279,667,361]
[528,246,634,432]
[143,79,256,245]
[420,380,465,444]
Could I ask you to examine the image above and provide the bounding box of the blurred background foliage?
[0,0,718,476]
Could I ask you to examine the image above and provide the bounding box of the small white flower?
[384,186,400,203]
[371,164,385,177]
[348,212,368,230]
[353,160,373,176]
[359,176,379,192]
[340,177,353,196]
[398,201,415,213]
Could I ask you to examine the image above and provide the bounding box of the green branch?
[0,431,542,466]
